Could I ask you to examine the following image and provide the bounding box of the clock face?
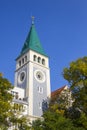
[34,70,45,83]
[18,71,26,84]
[36,71,43,80]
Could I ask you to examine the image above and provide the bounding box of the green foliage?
[32,119,43,130]
[17,116,30,130]
[32,110,85,130]
[63,57,87,86]
[0,73,13,129]
[42,110,74,130]
[49,103,65,116]
[63,57,87,129]
[0,73,30,130]
[63,57,87,112]
[79,113,87,129]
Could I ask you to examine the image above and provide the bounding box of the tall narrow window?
[19,61,21,67]
[33,55,37,61]
[42,59,45,65]
[38,57,41,63]
[37,86,39,92]
[25,56,27,62]
[22,58,24,64]
[37,86,43,93]
[40,87,43,93]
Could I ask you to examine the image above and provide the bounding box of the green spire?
[20,19,46,56]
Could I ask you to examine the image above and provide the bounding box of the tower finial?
[31,16,35,25]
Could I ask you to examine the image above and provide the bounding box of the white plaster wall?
[29,50,49,68]
[13,87,25,99]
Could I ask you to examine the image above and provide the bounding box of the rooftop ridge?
[51,85,68,97]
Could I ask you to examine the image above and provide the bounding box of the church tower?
[13,18,51,121]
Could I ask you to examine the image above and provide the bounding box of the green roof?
[20,23,47,56]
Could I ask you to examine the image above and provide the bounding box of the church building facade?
[12,20,51,121]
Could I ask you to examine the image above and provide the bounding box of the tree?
[32,119,43,130]
[0,73,30,130]
[32,96,85,130]
[17,116,30,130]
[0,73,13,129]
[42,110,75,130]
[32,109,86,130]
[51,88,72,111]
[63,57,87,129]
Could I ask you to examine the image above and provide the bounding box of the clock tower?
[13,19,51,121]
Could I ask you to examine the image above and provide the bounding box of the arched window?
[19,60,21,67]
[42,59,45,65]
[38,57,41,63]
[22,58,24,64]
[33,55,37,61]
[25,56,27,62]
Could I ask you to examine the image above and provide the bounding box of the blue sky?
[0,0,87,91]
